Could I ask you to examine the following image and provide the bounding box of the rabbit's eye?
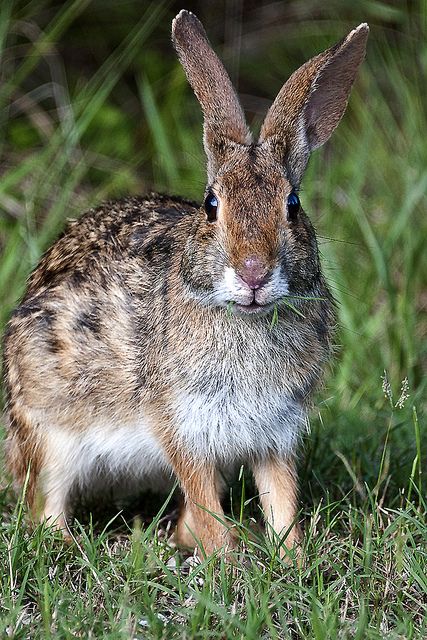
[287,191,300,222]
[204,192,218,223]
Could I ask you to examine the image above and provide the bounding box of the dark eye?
[287,191,300,222]
[204,191,218,223]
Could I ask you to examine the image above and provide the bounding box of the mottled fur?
[3,11,368,556]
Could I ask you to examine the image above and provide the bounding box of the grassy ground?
[0,1,426,638]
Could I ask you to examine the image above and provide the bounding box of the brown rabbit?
[2,11,368,556]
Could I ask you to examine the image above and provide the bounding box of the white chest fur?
[171,384,306,462]
[168,318,308,462]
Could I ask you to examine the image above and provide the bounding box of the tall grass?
[0,1,426,637]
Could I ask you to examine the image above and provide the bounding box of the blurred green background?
[0,0,426,497]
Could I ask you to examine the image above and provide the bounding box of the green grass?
[0,1,426,638]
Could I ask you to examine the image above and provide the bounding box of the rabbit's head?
[172,11,368,315]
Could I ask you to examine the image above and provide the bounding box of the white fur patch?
[254,265,289,305]
[223,265,243,293]
[171,385,306,463]
[78,422,169,483]
[214,265,289,308]
[42,419,171,501]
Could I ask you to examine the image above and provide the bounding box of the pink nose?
[238,256,269,290]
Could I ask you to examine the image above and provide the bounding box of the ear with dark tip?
[172,10,252,179]
[259,24,369,186]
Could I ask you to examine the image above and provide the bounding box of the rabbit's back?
[26,194,196,296]
[4,195,196,416]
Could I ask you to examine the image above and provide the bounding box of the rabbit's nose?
[238,256,270,290]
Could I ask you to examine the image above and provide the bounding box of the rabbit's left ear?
[172,10,252,180]
[259,24,369,186]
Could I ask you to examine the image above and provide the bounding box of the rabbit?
[2,10,368,556]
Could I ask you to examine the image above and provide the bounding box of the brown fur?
[172,11,252,180]
[253,456,300,555]
[2,12,368,556]
[260,24,369,186]
[170,460,231,556]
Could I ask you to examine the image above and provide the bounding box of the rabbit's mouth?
[221,265,287,316]
[234,301,272,315]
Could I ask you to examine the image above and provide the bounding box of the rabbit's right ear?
[172,10,252,180]
[259,24,369,187]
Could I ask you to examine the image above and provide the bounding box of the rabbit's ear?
[172,10,252,179]
[259,24,369,186]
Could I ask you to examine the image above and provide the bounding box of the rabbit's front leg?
[253,455,301,555]
[171,459,233,556]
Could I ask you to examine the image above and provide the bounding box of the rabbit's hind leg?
[5,408,72,536]
[5,406,44,517]
[40,469,73,537]
[37,430,81,538]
